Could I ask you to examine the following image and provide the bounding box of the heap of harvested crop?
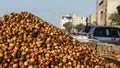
[0,11,118,68]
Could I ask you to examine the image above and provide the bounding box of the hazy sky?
[0,0,96,27]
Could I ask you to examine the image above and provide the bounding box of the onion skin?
[0,11,118,68]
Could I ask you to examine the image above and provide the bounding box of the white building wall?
[60,14,86,29]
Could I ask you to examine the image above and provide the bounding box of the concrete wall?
[89,12,97,25]
[107,0,120,25]
[97,0,120,26]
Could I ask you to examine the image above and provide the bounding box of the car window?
[81,26,91,33]
[94,27,120,37]
[110,28,120,37]
[93,27,110,37]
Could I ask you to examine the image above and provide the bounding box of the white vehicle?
[80,25,120,45]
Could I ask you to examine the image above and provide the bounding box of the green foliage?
[63,22,72,33]
[74,23,83,31]
[109,13,120,25]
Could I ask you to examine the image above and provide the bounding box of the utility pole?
[86,17,88,26]
[85,17,88,32]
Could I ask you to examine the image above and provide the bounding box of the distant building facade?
[96,0,120,25]
[88,12,97,25]
[60,14,86,29]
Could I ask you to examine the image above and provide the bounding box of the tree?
[63,22,72,33]
[74,23,83,32]
[109,13,120,25]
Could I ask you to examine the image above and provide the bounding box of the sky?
[0,0,96,28]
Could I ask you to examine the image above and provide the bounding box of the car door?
[93,27,111,42]
[109,27,120,45]
[93,27,119,44]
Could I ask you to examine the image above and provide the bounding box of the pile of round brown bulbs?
[0,11,118,68]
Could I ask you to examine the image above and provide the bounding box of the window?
[100,11,103,24]
[81,26,91,33]
[110,28,120,37]
[99,0,103,5]
[94,27,110,37]
[94,27,120,37]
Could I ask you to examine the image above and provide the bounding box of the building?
[96,0,120,26]
[60,14,87,29]
[72,14,86,26]
[88,12,97,25]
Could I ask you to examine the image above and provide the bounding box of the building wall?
[72,15,86,26]
[60,14,72,29]
[89,12,97,25]
[107,0,120,25]
[60,14,86,29]
[97,0,106,25]
[97,0,120,26]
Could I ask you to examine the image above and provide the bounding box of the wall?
[96,0,120,26]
